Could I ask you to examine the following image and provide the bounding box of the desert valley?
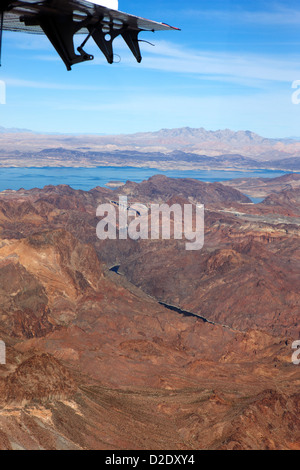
[0,160,299,449]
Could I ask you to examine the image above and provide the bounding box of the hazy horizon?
[1,124,300,141]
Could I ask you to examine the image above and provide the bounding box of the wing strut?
[21,13,94,70]
[87,22,116,64]
[121,29,142,63]
[86,22,142,65]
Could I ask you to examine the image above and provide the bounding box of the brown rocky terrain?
[222,173,300,197]
[0,175,299,450]
[117,175,251,204]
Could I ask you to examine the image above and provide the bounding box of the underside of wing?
[2,0,180,69]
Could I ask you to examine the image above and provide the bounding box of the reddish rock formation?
[0,177,298,450]
[222,173,300,198]
[1,353,76,404]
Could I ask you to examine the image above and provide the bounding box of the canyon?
[0,175,299,449]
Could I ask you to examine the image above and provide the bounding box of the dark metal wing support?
[87,21,118,65]
[1,1,179,70]
[21,13,94,70]
[121,29,142,63]
[86,23,142,65]
[20,11,143,70]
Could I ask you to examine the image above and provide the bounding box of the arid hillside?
[0,175,299,450]
[1,128,300,170]
[222,173,300,197]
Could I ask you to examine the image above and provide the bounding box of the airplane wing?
[1,0,180,70]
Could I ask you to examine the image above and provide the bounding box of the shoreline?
[0,163,298,173]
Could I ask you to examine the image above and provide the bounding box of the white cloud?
[133,40,300,85]
[6,27,300,88]
[4,77,116,92]
[6,37,300,91]
[183,5,300,26]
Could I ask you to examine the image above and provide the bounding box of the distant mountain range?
[0,126,299,170]
[0,126,34,134]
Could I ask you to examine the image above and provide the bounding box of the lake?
[0,167,289,194]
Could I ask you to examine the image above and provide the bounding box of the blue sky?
[1,0,300,137]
